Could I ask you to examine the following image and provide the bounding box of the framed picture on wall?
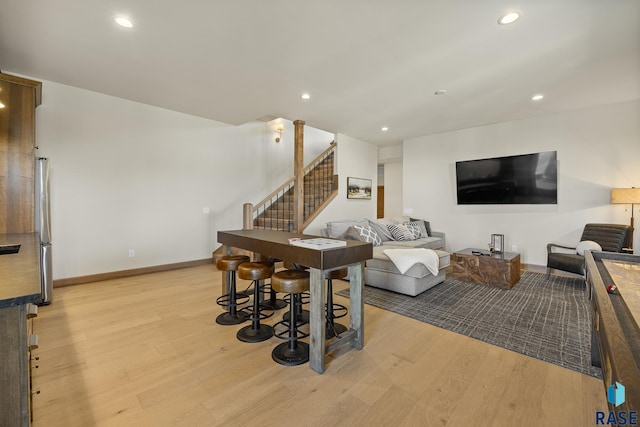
[347,177,372,199]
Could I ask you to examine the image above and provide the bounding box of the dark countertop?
[0,233,41,308]
[218,229,373,270]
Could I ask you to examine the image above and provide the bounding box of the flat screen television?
[455,151,557,205]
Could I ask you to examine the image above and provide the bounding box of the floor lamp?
[611,187,640,251]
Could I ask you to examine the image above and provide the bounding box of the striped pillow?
[388,223,416,241]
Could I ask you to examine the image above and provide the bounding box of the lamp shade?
[611,188,640,204]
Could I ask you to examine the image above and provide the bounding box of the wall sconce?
[275,124,284,142]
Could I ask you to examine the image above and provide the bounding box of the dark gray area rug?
[338,271,601,378]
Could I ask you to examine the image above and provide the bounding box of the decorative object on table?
[491,234,504,254]
[290,238,346,250]
[611,187,640,250]
[347,177,372,199]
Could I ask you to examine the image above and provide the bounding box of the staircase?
[212,136,338,263]
[252,142,338,232]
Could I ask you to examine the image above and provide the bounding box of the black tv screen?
[455,151,557,205]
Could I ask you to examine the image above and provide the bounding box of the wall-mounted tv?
[455,151,557,205]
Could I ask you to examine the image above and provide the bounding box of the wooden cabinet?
[0,233,42,427]
[0,73,42,234]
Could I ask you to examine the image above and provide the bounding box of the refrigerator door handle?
[39,243,53,305]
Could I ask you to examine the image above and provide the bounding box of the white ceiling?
[1,0,638,147]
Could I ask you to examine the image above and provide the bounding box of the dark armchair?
[546,223,632,278]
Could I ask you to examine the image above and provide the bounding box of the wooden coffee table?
[450,248,521,289]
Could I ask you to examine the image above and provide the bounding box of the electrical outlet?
[511,245,518,252]
[202,207,210,214]
[128,249,135,257]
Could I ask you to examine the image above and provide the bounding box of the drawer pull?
[28,334,39,350]
[27,304,38,318]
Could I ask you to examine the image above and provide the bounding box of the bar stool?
[236,262,275,343]
[325,268,349,338]
[271,269,310,366]
[258,258,287,311]
[282,261,310,325]
[215,255,250,325]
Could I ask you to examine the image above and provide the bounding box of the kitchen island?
[0,232,42,427]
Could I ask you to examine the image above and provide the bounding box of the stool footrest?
[273,319,309,340]
[215,293,249,307]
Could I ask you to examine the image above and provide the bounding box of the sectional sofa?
[321,216,450,296]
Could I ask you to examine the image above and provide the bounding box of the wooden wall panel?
[0,73,41,234]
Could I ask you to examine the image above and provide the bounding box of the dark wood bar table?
[218,229,373,374]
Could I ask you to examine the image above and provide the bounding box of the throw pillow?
[368,219,394,241]
[326,219,369,238]
[341,226,364,242]
[410,217,432,236]
[576,240,602,256]
[389,215,411,224]
[388,223,416,241]
[405,221,428,238]
[354,224,382,246]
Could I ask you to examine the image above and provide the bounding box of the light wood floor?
[32,264,607,427]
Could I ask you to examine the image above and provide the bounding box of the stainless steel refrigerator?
[35,157,53,305]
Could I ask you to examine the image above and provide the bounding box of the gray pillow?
[326,219,369,238]
[368,219,394,241]
[405,221,428,238]
[341,226,364,241]
[410,217,432,236]
[354,224,382,246]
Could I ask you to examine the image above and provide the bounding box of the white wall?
[34,79,333,280]
[403,100,640,266]
[382,162,403,218]
[305,133,378,234]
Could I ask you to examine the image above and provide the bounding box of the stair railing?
[244,141,337,231]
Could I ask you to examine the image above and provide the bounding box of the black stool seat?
[215,255,250,325]
[325,268,348,338]
[236,262,275,343]
[271,269,310,366]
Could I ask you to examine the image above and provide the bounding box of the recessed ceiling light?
[498,12,520,25]
[300,93,311,100]
[434,89,447,95]
[381,127,389,132]
[0,101,5,109]
[531,94,544,101]
[115,17,133,28]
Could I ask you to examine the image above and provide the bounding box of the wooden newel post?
[293,120,305,233]
[243,203,254,230]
